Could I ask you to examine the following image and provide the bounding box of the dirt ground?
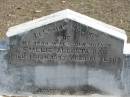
[0,0,130,41]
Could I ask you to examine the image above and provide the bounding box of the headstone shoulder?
[0,38,8,50]
[124,43,130,55]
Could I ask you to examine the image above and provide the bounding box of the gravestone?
[0,9,129,96]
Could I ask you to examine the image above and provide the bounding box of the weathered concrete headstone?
[0,9,129,96]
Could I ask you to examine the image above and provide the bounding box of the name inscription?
[8,20,121,65]
[9,41,121,65]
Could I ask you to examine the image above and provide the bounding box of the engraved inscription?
[9,43,120,65]
[8,19,122,66]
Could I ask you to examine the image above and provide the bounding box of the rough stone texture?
[0,19,125,96]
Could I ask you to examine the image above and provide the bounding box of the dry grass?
[0,0,130,41]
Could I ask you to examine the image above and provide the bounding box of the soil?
[0,0,130,41]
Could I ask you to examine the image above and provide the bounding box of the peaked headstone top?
[6,9,127,42]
